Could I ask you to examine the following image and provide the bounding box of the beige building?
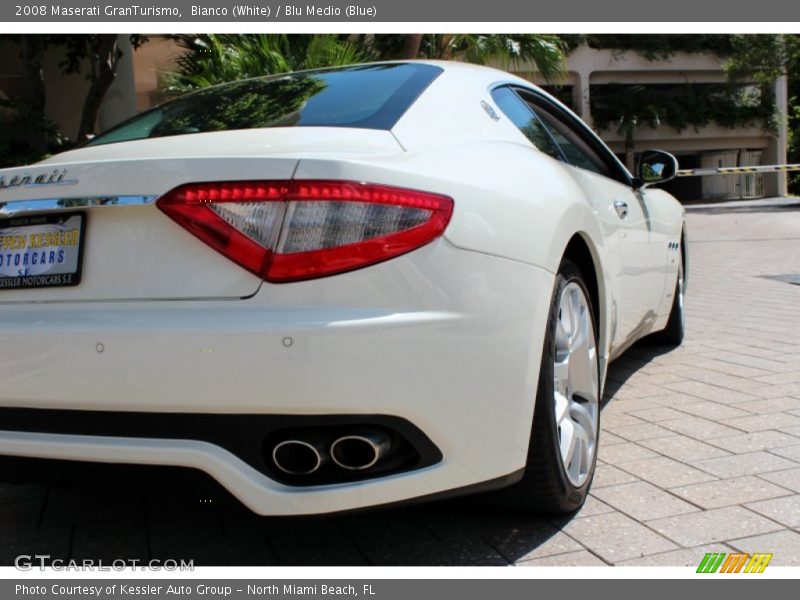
[518,44,789,199]
[1,36,789,200]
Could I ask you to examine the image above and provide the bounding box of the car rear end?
[0,63,554,514]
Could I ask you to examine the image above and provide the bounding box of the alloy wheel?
[552,282,599,487]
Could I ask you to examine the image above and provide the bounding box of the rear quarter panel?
[293,139,617,373]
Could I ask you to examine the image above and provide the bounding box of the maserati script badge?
[0,169,76,191]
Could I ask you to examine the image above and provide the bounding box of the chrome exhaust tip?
[271,440,325,475]
[330,432,391,471]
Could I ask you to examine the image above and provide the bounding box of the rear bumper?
[0,241,554,515]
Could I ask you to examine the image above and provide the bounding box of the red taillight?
[156,180,454,283]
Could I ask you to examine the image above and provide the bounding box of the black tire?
[651,249,685,346]
[498,258,600,514]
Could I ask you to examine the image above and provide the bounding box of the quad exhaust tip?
[271,440,325,475]
[330,433,391,471]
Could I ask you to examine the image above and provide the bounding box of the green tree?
[161,34,368,94]
[724,34,797,86]
[163,34,567,95]
[153,77,326,135]
[724,34,800,192]
[371,34,566,82]
[560,34,735,60]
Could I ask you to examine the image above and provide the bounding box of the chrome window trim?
[0,195,157,217]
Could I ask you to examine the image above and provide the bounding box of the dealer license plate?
[0,212,86,290]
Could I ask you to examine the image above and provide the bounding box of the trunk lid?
[0,128,402,303]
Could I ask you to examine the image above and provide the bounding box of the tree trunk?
[19,36,47,153]
[436,34,454,59]
[77,35,120,142]
[400,34,423,59]
[625,128,636,172]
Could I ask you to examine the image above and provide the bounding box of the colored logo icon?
[697,552,773,573]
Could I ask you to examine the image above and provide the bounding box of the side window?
[528,103,609,176]
[518,90,631,184]
[537,113,607,175]
[490,87,564,162]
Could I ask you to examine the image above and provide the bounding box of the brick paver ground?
[2,199,800,566]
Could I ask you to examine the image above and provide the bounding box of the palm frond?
[160,34,366,97]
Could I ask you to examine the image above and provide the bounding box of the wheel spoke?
[559,418,577,469]
[567,288,581,352]
[554,390,569,425]
[570,425,590,480]
[555,318,570,356]
[558,296,573,349]
[569,340,598,402]
[553,358,570,386]
[570,402,597,446]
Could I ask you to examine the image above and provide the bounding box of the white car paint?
[0,61,685,515]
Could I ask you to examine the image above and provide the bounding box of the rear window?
[87,63,442,147]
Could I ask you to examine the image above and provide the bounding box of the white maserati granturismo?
[0,61,686,515]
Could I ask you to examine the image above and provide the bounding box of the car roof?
[337,59,538,88]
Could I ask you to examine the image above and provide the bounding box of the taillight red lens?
[156,180,453,283]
